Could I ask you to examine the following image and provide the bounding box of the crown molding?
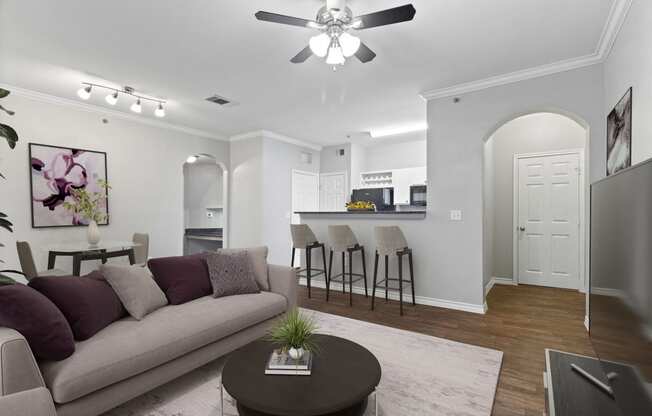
[229,129,323,151]
[0,83,228,141]
[420,0,632,101]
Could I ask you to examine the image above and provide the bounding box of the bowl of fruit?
[346,201,376,212]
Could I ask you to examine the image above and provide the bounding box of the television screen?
[590,158,652,415]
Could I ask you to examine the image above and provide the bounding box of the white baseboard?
[584,315,589,331]
[484,277,495,296]
[299,278,487,315]
[493,276,517,285]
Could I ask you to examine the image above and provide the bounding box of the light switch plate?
[450,210,463,221]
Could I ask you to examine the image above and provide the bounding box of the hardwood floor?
[298,283,594,416]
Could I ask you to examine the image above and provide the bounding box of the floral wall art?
[29,143,109,228]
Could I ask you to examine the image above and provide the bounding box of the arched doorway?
[182,153,229,254]
[483,111,590,301]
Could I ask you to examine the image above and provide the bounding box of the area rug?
[104,309,503,416]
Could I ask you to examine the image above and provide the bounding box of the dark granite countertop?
[295,211,426,215]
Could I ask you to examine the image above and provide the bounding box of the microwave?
[410,185,427,206]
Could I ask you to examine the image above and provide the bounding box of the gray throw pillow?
[99,265,168,320]
[217,246,269,290]
[205,252,260,298]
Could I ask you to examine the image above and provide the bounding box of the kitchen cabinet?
[358,167,426,205]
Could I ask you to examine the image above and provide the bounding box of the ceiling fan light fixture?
[309,33,331,57]
[339,32,360,57]
[326,44,345,65]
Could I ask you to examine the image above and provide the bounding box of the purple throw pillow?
[205,252,260,298]
[29,271,127,341]
[147,254,212,304]
[0,284,75,361]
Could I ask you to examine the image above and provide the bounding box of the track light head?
[186,155,198,164]
[77,85,92,100]
[105,91,119,105]
[155,102,165,118]
[130,98,142,113]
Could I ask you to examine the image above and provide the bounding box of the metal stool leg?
[341,252,346,294]
[384,255,389,301]
[361,248,368,297]
[326,249,333,302]
[348,250,353,306]
[306,246,312,299]
[372,252,378,310]
[409,251,416,306]
[398,252,404,316]
[321,244,328,286]
[291,247,296,268]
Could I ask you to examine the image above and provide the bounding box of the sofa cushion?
[0,284,75,361]
[147,254,212,304]
[206,251,260,298]
[100,265,168,320]
[40,291,286,404]
[28,272,126,341]
[218,246,269,290]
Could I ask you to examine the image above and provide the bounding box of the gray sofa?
[0,264,297,416]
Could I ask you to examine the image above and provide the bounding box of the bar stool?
[290,224,327,298]
[327,225,368,306]
[372,226,415,316]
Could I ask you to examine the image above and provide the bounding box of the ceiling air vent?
[205,94,237,107]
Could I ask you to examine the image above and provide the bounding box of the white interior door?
[291,170,319,224]
[319,172,347,212]
[516,152,580,289]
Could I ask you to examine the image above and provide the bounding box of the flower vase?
[87,220,101,247]
[288,347,305,360]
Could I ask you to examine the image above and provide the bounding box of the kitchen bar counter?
[295,210,426,218]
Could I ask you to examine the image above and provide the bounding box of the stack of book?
[265,349,313,376]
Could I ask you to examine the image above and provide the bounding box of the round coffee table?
[222,334,381,416]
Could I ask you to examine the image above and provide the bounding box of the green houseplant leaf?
[0,89,9,99]
[0,124,18,149]
[267,309,320,353]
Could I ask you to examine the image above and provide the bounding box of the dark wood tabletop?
[222,334,381,416]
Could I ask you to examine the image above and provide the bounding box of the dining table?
[47,240,139,276]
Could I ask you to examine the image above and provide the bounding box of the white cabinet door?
[408,167,427,185]
[392,169,411,205]
[517,153,580,289]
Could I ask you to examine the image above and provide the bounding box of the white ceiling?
[0,0,615,146]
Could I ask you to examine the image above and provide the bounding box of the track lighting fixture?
[186,155,198,164]
[77,85,92,100]
[75,82,167,117]
[105,91,119,105]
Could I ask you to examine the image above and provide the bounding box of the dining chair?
[132,233,149,267]
[16,241,68,281]
[290,224,327,298]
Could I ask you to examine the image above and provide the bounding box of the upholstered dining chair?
[132,233,149,267]
[16,241,68,281]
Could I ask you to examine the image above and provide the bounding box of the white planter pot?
[288,347,305,360]
[87,220,101,247]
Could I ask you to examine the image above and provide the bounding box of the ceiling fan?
[255,0,416,66]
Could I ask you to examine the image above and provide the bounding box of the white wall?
[0,92,229,276]
[426,65,604,309]
[604,0,652,165]
[229,133,320,265]
[482,138,494,290]
[365,139,427,172]
[183,162,223,229]
[488,113,586,280]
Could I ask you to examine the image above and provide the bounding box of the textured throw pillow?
[0,284,75,361]
[217,246,269,290]
[205,251,260,298]
[147,254,211,304]
[100,265,168,320]
[28,271,126,341]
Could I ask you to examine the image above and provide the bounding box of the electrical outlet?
[450,210,462,221]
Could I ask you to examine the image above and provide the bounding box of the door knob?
[519,226,526,232]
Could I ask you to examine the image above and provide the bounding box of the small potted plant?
[63,179,110,247]
[268,309,319,360]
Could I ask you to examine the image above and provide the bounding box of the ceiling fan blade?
[291,46,313,63]
[353,4,416,29]
[355,42,377,63]
[255,11,318,28]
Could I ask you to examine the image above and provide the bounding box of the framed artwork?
[29,143,109,228]
[607,87,632,176]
